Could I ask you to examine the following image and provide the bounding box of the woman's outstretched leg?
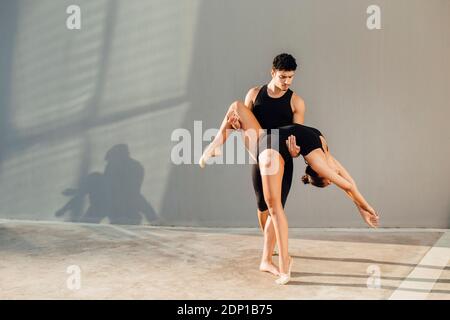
[259,149,293,285]
[199,100,264,167]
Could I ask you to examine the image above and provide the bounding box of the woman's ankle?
[279,256,292,273]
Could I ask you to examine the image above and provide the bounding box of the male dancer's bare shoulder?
[244,86,262,110]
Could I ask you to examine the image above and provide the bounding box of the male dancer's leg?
[258,210,280,276]
[252,164,278,275]
[257,209,269,231]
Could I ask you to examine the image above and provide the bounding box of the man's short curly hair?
[272,53,297,71]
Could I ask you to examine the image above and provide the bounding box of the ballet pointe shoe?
[199,146,222,168]
[275,257,293,285]
[199,154,208,168]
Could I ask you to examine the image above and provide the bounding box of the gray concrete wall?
[0,0,449,227]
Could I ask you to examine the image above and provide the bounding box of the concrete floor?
[0,219,449,300]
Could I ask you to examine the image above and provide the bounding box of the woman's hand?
[286,135,301,158]
[357,206,380,228]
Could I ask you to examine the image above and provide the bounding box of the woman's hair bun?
[301,174,310,185]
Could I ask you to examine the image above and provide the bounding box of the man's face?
[271,69,295,91]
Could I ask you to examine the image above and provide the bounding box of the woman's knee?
[229,100,245,113]
[259,149,282,175]
[264,197,283,215]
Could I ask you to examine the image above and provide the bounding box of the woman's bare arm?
[309,158,353,191]
[310,156,379,227]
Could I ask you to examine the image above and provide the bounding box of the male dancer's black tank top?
[251,84,294,212]
[252,84,294,132]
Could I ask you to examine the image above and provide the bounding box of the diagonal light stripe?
[389,232,450,299]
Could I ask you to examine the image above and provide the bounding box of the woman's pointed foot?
[199,154,208,168]
[275,257,293,285]
[199,146,222,168]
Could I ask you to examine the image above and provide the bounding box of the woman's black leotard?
[251,85,294,212]
[258,124,326,163]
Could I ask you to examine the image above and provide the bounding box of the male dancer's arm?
[292,93,305,125]
[244,87,259,110]
[286,94,306,157]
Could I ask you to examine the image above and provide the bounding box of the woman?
[200,100,380,284]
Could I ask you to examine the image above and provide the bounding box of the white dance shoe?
[199,146,221,168]
[275,257,293,285]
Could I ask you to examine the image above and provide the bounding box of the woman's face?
[314,175,331,187]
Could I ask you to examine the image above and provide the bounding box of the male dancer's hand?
[286,135,301,158]
[227,111,241,129]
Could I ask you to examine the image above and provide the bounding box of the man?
[227,53,305,276]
